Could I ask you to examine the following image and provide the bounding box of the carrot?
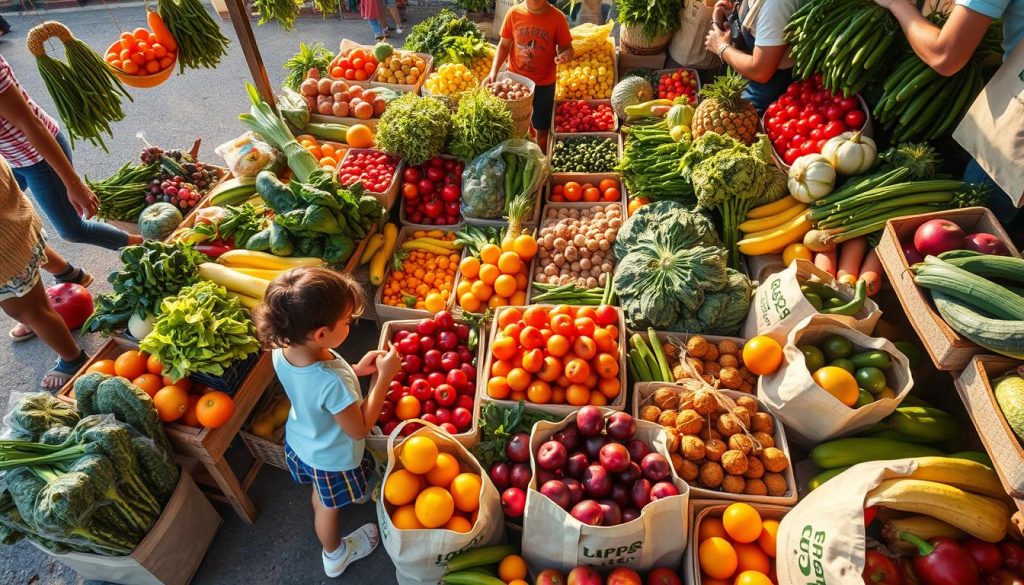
[814,249,837,277]
[836,236,868,285]
[147,8,177,52]
[858,247,884,297]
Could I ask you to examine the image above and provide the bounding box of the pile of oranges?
[383,435,482,532]
[295,136,347,173]
[105,28,176,76]
[549,178,621,204]
[381,231,460,312]
[456,235,538,313]
[698,503,779,585]
[84,349,234,429]
[485,304,622,406]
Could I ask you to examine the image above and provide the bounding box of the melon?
[611,76,654,119]
[138,202,183,241]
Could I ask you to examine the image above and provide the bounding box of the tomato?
[809,127,825,141]
[781,120,798,139]
[824,104,844,121]
[783,148,800,165]
[837,97,858,112]
[46,283,93,330]
[807,112,824,127]
[800,140,816,156]
[786,84,800,97]
[196,391,235,428]
[844,108,865,128]
[784,104,800,119]
[824,120,846,138]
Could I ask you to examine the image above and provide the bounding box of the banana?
[739,202,809,234]
[738,215,813,256]
[746,195,799,219]
[865,478,1008,542]
[905,456,1008,500]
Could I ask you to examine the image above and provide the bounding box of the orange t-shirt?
[500,3,572,86]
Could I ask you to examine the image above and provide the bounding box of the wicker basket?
[239,386,288,471]
[620,23,673,56]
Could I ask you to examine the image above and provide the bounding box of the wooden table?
[58,338,276,524]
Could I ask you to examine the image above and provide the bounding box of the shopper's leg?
[312,489,342,552]
[41,246,93,286]
[1,280,85,387]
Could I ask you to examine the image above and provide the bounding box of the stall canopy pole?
[223,0,276,107]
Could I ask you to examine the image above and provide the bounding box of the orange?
[497,307,522,328]
[573,336,597,360]
[131,373,163,397]
[537,356,563,382]
[426,452,461,487]
[512,235,538,260]
[384,469,422,506]
[487,376,511,399]
[506,368,531,392]
[424,293,446,312]
[491,336,517,361]
[594,353,619,379]
[491,359,513,377]
[180,395,202,427]
[497,252,522,274]
[519,326,545,349]
[589,392,607,406]
[735,542,771,574]
[593,328,617,352]
[742,336,784,375]
[195,391,234,428]
[497,554,528,582]
[699,518,729,542]
[470,280,493,301]
[400,436,439,475]
[493,274,517,297]
[345,124,374,148]
[444,515,472,533]
[449,472,482,512]
[510,291,528,305]
[546,334,571,357]
[146,353,164,375]
[598,376,621,399]
[508,580,529,585]
[114,350,149,379]
[550,313,574,336]
[723,503,763,543]
[527,380,552,403]
[574,317,596,338]
[479,244,502,265]
[396,395,422,420]
[564,358,590,384]
[456,280,473,298]
[583,187,600,202]
[479,264,500,285]
[598,178,618,193]
[522,306,549,328]
[459,292,482,312]
[521,348,545,373]
[153,385,190,422]
[698,537,738,579]
[734,571,773,585]
[459,256,481,279]
[391,504,424,529]
[565,384,590,406]
[812,366,860,407]
[162,375,192,392]
[488,295,508,309]
[758,519,779,557]
[415,486,454,528]
[602,187,621,202]
[782,242,813,265]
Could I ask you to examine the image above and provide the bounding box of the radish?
[964,232,1010,256]
[913,219,965,257]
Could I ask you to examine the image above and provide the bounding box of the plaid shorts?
[285,443,375,509]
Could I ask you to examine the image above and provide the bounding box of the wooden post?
[223,0,276,107]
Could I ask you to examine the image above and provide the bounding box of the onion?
[964,232,1010,256]
[803,229,835,252]
[913,219,965,257]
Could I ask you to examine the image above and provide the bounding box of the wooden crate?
[632,382,798,505]
[617,51,666,74]
[684,501,791,585]
[103,164,230,238]
[954,355,1024,499]
[338,148,404,211]
[373,225,461,323]
[478,305,628,417]
[398,154,466,230]
[549,131,622,184]
[652,68,702,103]
[369,50,433,94]
[544,173,627,206]
[549,99,618,135]
[364,319,483,460]
[876,207,1021,370]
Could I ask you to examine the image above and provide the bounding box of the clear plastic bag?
[461,139,549,220]
[214,132,281,177]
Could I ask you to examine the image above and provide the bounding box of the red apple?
[902,239,925,265]
[964,232,1010,256]
[537,569,566,585]
[501,487,526,518]
[567,566,603,585]
[510,463,532,490]
[641,453,671,482]
[583,435,608,460]
[607,567,642,585]
[622,507,640,523]
[598,499,622,526]
[606,412,636,440]
[540,479,572,509]
[538,440,569,471]
[506,432,531,462]
[914,219,965,256]
[616,461,642,486]
[564,478,585,505]
[627,439,652,463]
[646,568,683,585]
[576,406,605,437]
[599,442,630,473]
[565,452,590,479]
[582,464,612,498]
[610,482,631,508]
[570,500,604,526]
[649,481,679,501]
[631,479,652,509]
[489,462,511,490]
[553,425,581,452]
[536,468,561,486]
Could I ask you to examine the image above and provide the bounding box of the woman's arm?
[878,1,992,76]
[0,85,98,217]
[705,27,788,83]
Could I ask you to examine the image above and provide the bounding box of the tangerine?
[594,353,619,379]
[131,373,164,397]
[699,518,729,542]
[479,244,502,265]
[400,436,439,475]
[146,353,164,375]
[491,359,513,377]
[114,350,149,379]
[497,252,522,274]
[414,487,454,528]
[564,358,590,383]
[459,256,481,279]
[758,519,779,557]
[723,503,763,543]
[698,537,738,580]
[497,307,522,328]
[506,368,531,392]
[742,336,784,375]
[384,469,422,505]
[735,542,771,574]
[487,376,511,399]
[498,555,528,582]
[522,306,549,328]
[396,395,422,420]
[491,336,517,361]
[526,380,552,403]
[391,504,424,529]
[479,264,500,285]
[449,473,481,512]
[812,366,860,407]
[550,313,575,336]
[444,515,472,533]
[546,334,571,357]
[153,385,189,422]
[425,452,461,488]
[565,384,590,406]
[493,274,517,297]
[86,359,117,376]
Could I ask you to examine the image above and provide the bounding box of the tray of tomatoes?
[552,100,618,133]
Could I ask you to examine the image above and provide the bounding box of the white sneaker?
[322,523,379,578]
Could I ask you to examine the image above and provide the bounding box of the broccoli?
[132,436,179,503]
[8,394,80,440]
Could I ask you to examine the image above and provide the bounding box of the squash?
[788,154,836,203]
[993,374,1024,442]
[369,222,399,285]
[217,249,325,270]
[138,203,183,241]
[821,131,877,176]
[932,291,1024,359]
[611,76,654,119]
[198,263,270,299]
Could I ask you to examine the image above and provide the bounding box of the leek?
[238,83,319,182]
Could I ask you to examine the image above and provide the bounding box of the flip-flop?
[9,324,35,342]
[41,351,88,390]
[55,268,93,288]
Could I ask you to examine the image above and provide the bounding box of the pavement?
[0,4,444,584]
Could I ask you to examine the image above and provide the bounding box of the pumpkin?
[788,154,836,203]
[611,76,654,119]
[138,202,183,241]
[821,131,877,176]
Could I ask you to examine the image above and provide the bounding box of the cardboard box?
[617,51,667,74]
[373,225,460,323]
[876,207,1021,370]
[684,500,790,584]
[31,470,221,585]
[338,148,404,211]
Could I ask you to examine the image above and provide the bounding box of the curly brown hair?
[253,267,364,348]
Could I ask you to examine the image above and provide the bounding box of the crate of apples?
[695,503,781,585]
[484,305,625,412]
[553,100,617,133]
[382,433,485,532]
[657,69,699,104]
[328,46,378,82]
[371,312,479,440]
[764,74,869,166]
[455,236,537,314]
[400,156,463,227]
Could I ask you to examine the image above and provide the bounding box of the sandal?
[54,266,93,288]
[41,350,88,390]
[9,323,35,343]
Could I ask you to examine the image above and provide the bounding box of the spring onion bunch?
[238,84,320,182]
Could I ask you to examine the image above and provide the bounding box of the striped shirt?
[0,55,60,168]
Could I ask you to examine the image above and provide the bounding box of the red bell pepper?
[902,533,979,585]
[864,550,902,585]
[865,506,879,527]
[964,539,1003,574]
[196,239,234,258]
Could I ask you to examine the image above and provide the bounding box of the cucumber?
[209,176,258,206]
[850,350,891,370]
[648,328,673,382]
[810,438,944,469]
[888,406,960,442]
[915,260,1024,321]
[936,254,1024,285]
[809,466,851,490]
[867,429,937,444]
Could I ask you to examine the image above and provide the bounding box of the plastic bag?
[461,139,549,219]
[570,20,614,55]
[215,132,281,177]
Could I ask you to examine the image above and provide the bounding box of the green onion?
[238,84,319,182]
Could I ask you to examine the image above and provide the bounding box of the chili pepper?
[864,550,903,585]
[864,506,879,527]
[901,533,979,585]
[964,539,1003,574]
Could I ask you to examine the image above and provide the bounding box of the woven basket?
[239,387,288,471]
[620,24,673,56]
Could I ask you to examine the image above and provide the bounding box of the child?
[485,0,575,152]
[254,268,401,578]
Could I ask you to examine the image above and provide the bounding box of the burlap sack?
[757,314,913,444]
[742,258,882,343]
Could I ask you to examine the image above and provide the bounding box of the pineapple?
[692,73,759,145]
[502,193,533,249]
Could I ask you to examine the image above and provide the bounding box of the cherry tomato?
[824,121,846,138]
[844,109,866,128]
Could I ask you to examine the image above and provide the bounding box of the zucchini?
[936,254,1024,285]
[809,466,851,490]
[932,291,1024,359]
[209,176,258,207]
[810,437,944,469]
[914,259,1024,320]
[888,406,959,442]
[255,170,300,213]
[648,328,673,382]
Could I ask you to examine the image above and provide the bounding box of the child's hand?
[376,343,402,381]
[353,349,386,376]
[554,51,570,65]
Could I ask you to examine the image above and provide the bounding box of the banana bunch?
[865,457,1010,543]
[400,230,461,255]
[737,195,812,256]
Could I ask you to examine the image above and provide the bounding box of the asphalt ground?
[0,4,441,583]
